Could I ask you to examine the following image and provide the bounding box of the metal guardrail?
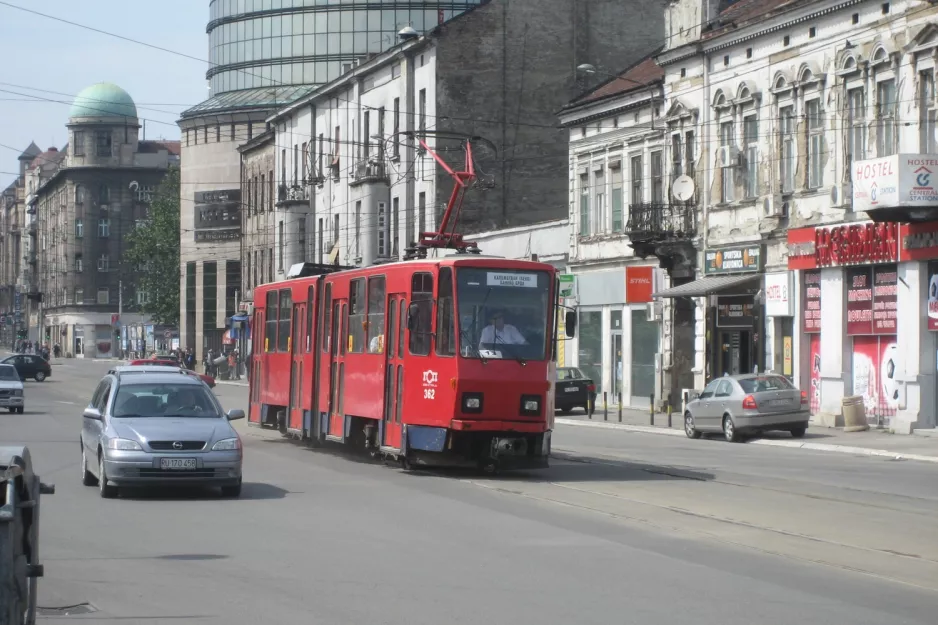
[0,446,54,625]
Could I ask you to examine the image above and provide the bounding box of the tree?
[124,167,180,326]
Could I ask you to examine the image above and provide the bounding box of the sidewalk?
[556,405,938,464]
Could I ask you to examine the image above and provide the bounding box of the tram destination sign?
[486,272,536,288]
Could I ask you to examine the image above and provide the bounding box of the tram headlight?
[521,395,541,416]
[462,393,484,414]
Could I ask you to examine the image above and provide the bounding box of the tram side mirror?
[407,303,420,332]
[564,311,577,338]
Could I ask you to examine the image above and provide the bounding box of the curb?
[554,418,938,465]
[215,381,249,387]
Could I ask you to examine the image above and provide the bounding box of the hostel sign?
[852,154,938,213]
[704,245,763,275]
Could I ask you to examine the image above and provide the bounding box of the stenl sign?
[815,222,899,267]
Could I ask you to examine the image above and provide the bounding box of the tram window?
[398,299,406,358]
[278,289,292,352]
[252,311,262,355]
[409,272,434,356]
[367,276,386,354]
[349,279,366,353]
[306,286,315,352]
[322,284,332,353]
[436,268,456,356]
[265,291,278,352]
[387,297,398,356]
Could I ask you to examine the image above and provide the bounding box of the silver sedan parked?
[684,374,809,442]
[80,368,244,498]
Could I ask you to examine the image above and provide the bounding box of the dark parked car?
[554,367,596,414]
[1,354,52,382]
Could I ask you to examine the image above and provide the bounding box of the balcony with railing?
[349,159,389,187]
[276,183,310,206]
[625,202,698,273]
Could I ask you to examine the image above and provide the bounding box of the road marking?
[56,400,77,405]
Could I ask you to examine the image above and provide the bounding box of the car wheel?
[7,407,14,413]
[16,407,24,414]
[81,447,97,486]
[684,412,702,439]
[98,455,118,498]
[558,406,572,414]
[790,427,807,438]
[34,371,46,382]
[221,481,242,498]
[723,415,740,443]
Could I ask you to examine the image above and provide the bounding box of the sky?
[0,0,209,189]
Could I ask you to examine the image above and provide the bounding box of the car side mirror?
[226,409,245,421]
[564,311,577,338]
[83,406,102,420]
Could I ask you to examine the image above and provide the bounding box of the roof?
[565,54,664,109]
[69,83,137,120]
[28,148,65,171]
[702,0,802,40]
[18,142,40,162]
[180,85,316,120]
[138,140,181,156]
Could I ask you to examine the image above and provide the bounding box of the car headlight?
[520,395,541,416]
[212,438,241,451]
[107,438,142,451]
[10,389,22,397]
[462,393,483,413]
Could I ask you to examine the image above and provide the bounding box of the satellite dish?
[672,175,695,201]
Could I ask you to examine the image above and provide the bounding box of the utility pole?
[118,279,123,359]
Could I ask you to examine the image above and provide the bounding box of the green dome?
[69,83,137,120]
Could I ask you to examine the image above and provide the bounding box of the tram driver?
[479,310,527,348]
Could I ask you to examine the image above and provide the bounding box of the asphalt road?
[3,358,937,624]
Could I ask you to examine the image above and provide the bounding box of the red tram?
[248,256,563,470]
[247,133,573,470]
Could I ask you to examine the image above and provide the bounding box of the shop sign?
[783,336,793,377]
[845,264,897,336]
[704,245,763,275]
[625,266,655,303]
[852,154,938,214]
[901,221,938,261]
[716,296,754,327]
[927,261,938,331]
[558,274,577,299]
[786,223,899,270]
[803,270,822,333]
[764,272,792,317]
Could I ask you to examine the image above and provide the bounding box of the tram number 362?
[423,389,436,400]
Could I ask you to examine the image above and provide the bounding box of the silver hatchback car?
[684,373,809,442]
[80,367,244,498]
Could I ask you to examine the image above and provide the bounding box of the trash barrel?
[842,395,870,432]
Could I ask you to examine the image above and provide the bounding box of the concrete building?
[256,0,665,294]
[178,0,489,364]
[558,55,699,410]
[645,0,938,432]
[0,142,41,345]
[31,83,179,358]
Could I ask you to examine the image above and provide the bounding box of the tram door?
[248,309,264,425]
[327,301,348,439]
[382,295,406,449]
[288,297,306,432]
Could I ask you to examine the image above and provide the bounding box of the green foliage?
[124,167,180,326]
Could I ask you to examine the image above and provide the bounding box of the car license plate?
[160,458,196,470]
[565,387,579,393]
[769,399,789,407]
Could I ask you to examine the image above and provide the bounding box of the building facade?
[31,83,179,358]
[641,0,938,432]
[179,0,489,365]
[249,0,665,308]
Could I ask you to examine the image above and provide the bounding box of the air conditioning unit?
[646,301,662,321]
[762,195,790,218]
[830,183,850,207]
[716,146,731,168]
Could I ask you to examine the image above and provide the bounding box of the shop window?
[367,277,386,353]
[278,289,292,352]
[436,268,456,356]
[265,290,278,352]
[409,273,434,356]
[349,278,366,353]
[578,311,603,396]
[631,309,659,401]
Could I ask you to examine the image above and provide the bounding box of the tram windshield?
[456,267,551,361]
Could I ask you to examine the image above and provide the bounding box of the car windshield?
[112,382,220,418]
[738,376,795,393]
[0,366,18,381]
[456,268,551,361]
